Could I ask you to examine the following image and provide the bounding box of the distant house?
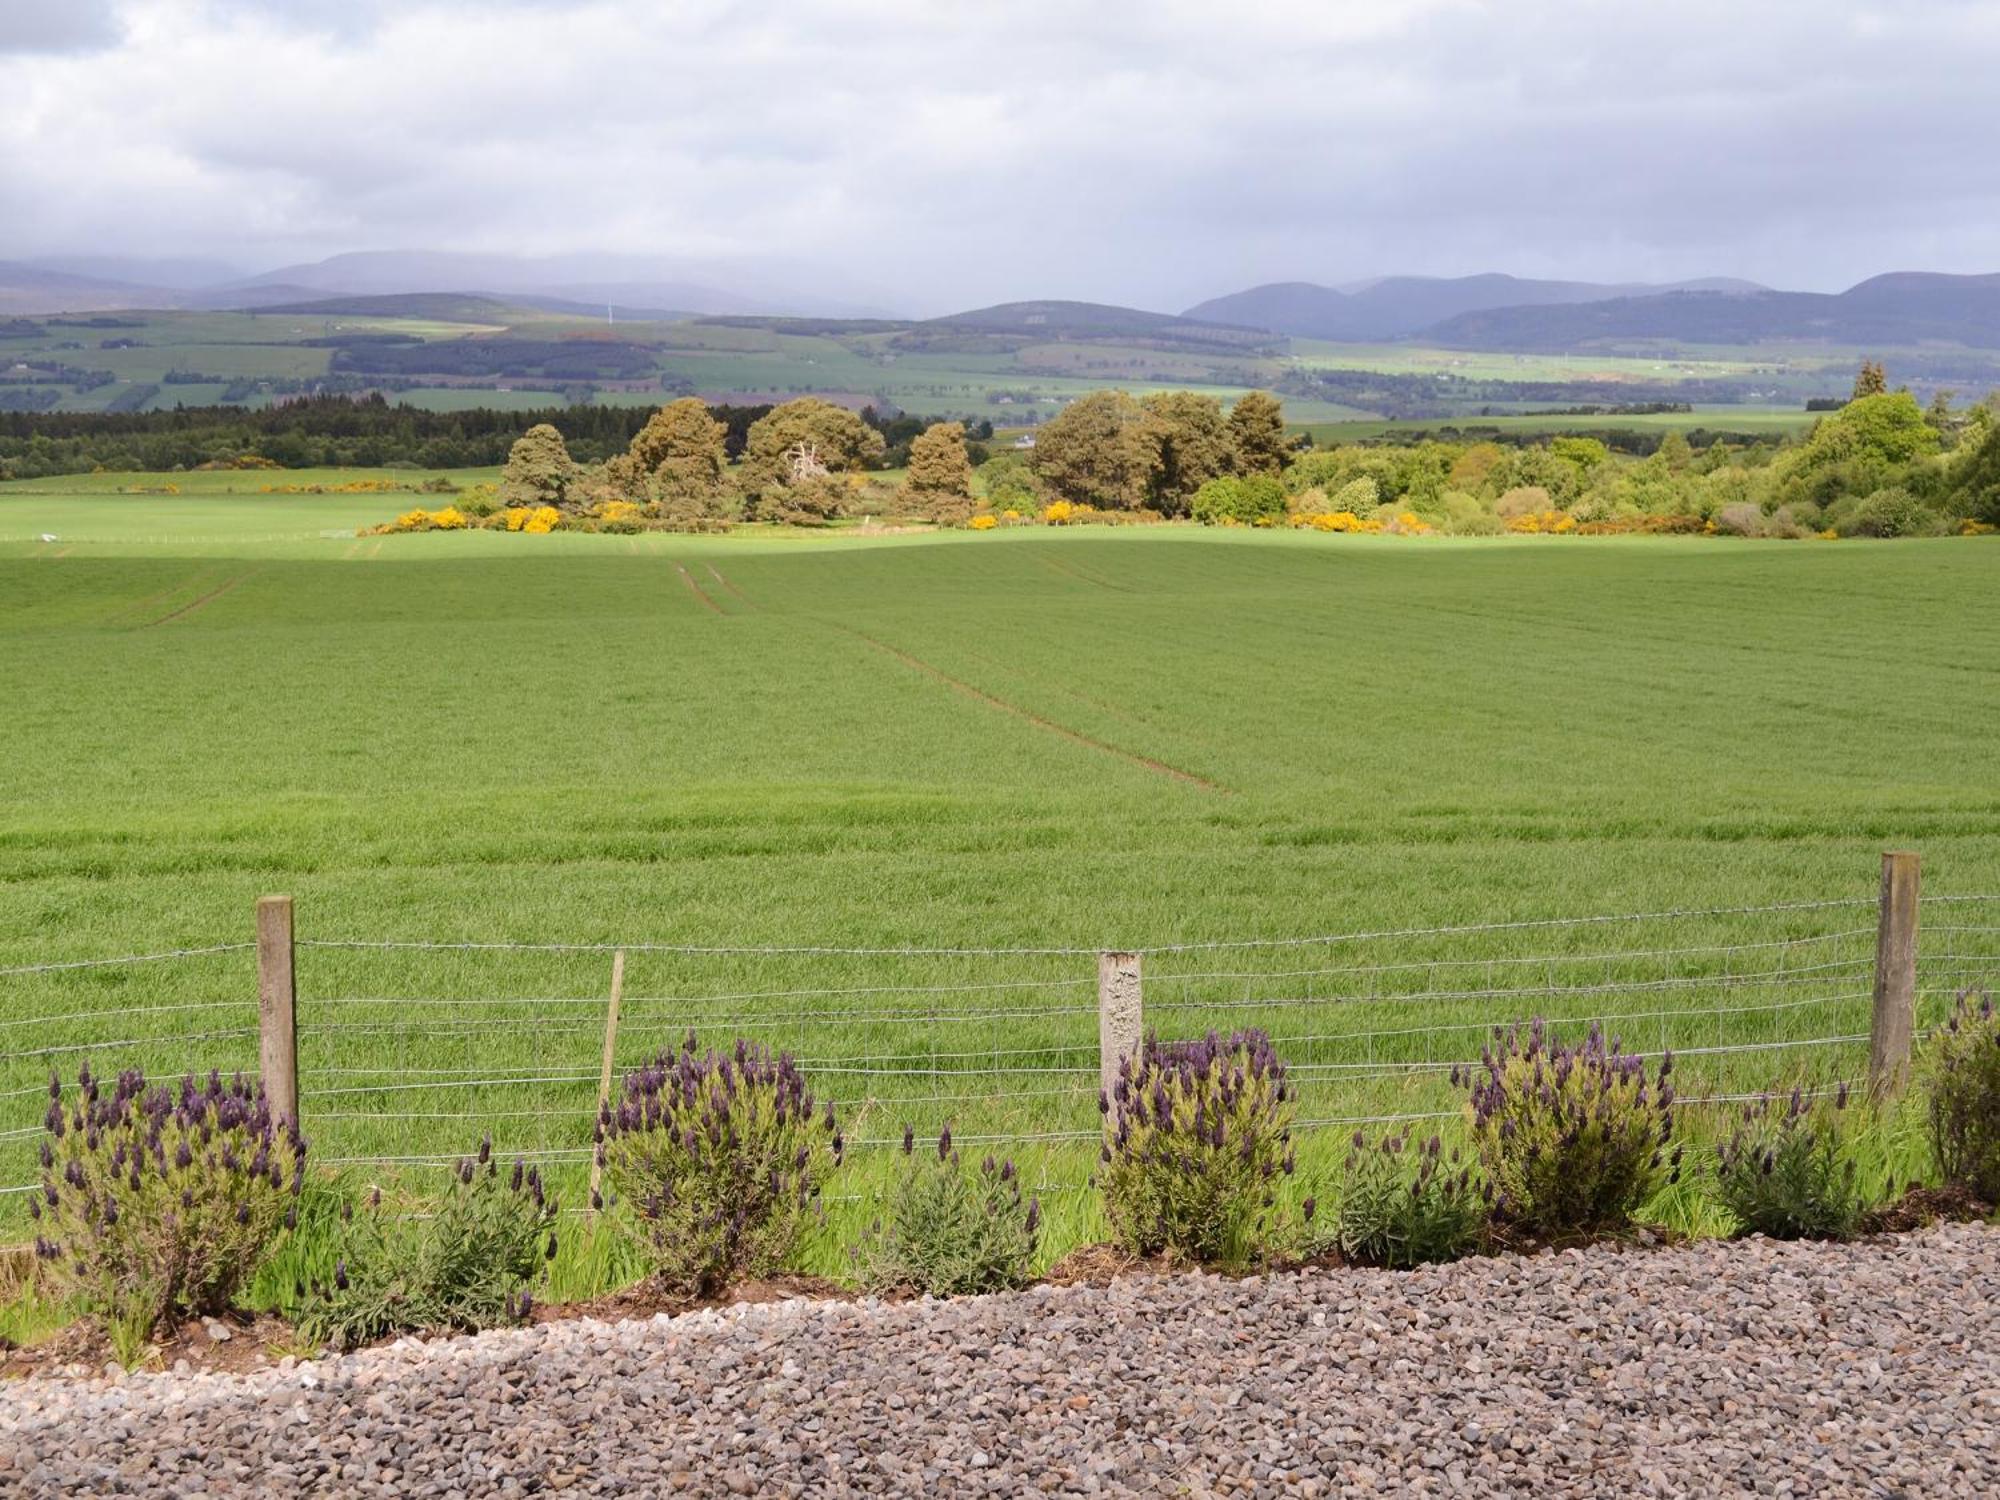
[1013,434,1036,449]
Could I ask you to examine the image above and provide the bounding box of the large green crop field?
[2,483,1997,1264]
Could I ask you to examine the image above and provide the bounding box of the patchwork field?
[2,484,1997,1266]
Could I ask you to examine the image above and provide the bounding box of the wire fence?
[2,887,1995,1213]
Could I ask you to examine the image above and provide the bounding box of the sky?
[4,0,2000,316]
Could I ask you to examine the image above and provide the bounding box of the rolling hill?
[1183,274,1763,341]
[1422,272,2000,351]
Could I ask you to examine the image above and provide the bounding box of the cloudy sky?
[4,0,1999,315]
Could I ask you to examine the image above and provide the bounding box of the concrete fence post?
[1098,950,1143,1115]
[256,894,299,1128]
[1868,850,1921,1101]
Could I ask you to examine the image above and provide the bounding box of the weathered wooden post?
[257,895,299,1127]
[589,950,626,1216]
[1868,851,1921,1100]
[1098,950,1142,1116]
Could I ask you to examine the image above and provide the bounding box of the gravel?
[4,1224,1997,1497]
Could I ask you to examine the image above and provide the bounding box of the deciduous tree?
[1030,390,1150,510]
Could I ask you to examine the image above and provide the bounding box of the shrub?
[1333,1128,1487,1268]
[597,1035,841,1295]
[1846,486,1943,538]
[296,1140,558,1349]
[856,1127,1040,1295]
[30,1066,306,1357]
[1190,474,1287,525]
[1713,1084,1872,1239]
[1924,988,2000,1203]
[1099,1029,1295,1266]
[1495,484,1552,520]
[1712,501,1767,537]
[1459,1021,1679,1238]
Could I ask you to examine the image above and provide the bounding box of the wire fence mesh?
[2,891,1995,1215]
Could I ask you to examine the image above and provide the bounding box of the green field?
[2,488,1998,1268]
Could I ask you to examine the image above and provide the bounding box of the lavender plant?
[1924,987,2000,1203]
[1333,1128,1488,1269]
[597,1034,841,1295]
[1714,1084,1872,1240]
[855,1127,1041,1296]
[1458,1020,1679,1238]
[1098,1029,1295,1266]
[29,1064,306,1354]
[296,1138,558,1350]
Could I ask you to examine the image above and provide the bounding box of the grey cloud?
[0,0,122,53]
[2,0,1999,313]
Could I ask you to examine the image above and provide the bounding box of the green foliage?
[1329,476,1380,516]
[1713,1086,1873,1240]
[1100,1030,1296,1266]
[1189,473,1286,525]
[30,1066,306,1347]
[856,1128,1040,1295]
[1333,1129,1487,1269]
[1226,390,1289,476]
[1461,1021,1679,1238]
[1843,487,1943,538]
[906,420,973,496]
[296,1143,558,1350]
[597,1036,842,1295]
[498,423,578,509]
[1924,989,2000,1203]
[977,452,1043,512]
[623,398,732,519]
[740,398,886,494]
[1139,391,1234,516]
[1030,390,1151,510]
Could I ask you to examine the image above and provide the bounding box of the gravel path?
[4,1225,1997,1497]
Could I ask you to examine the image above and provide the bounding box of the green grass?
[0,494,1996,1293]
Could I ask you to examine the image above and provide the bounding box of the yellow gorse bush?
[1294,510,1383,533]
[1505,510,1576,534]
[968,514,998,530]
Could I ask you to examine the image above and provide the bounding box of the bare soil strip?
[706,562,752,604]
[673,562,725,615]
[133,573,254,630]
[844,627,1221,791]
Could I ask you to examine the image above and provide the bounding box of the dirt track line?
[706,563,753,605]
[843,628,1222,792]
[136,573,253,629]
[1037,551,1132,592]
[674,562,724,615]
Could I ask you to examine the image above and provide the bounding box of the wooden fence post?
[588,949,626,1215]
[1869,851,1921,1100]
[256,895,298,1127]
[1098,951,1142,1115]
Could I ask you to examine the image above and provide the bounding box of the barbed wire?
[0,943,253,977]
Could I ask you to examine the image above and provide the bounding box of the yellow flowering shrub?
[1294,510,1384,533]
[1044,500,1077,524]
[594,499,643,525]
[1962,518,1996,536]
[521,506,561,535]
[968,514,998,530]
[429,506,467,530]
[1505,509,1576,534]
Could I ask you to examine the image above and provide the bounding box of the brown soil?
[2,1309,295,1381]
[1862,1182,1994,1235]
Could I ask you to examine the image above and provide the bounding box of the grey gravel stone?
[3,1226,1997,1496]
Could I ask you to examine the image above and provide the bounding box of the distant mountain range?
[0,250,896,320]
[11,251,2000,356]
[1181,274,1766,341]
[1182,271,2000,351]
